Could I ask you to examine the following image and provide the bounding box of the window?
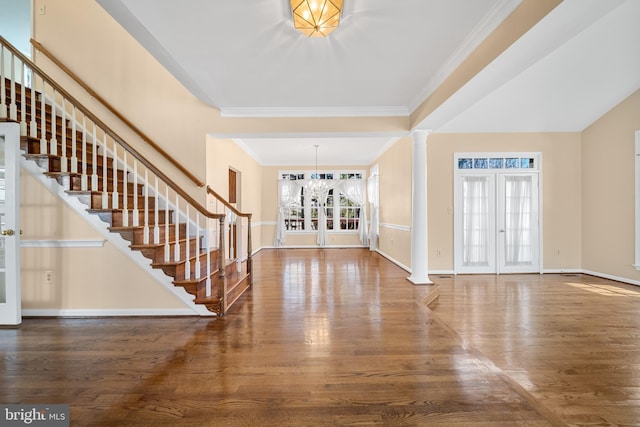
[279,170,364,233]
[458,155,537,170]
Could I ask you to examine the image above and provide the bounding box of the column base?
[406,275,434,285]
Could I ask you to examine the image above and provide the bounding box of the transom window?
[457,155,538,170]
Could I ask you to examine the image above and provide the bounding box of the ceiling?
[97,0,640,166]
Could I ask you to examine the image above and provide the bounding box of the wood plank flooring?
[1,249,638,425]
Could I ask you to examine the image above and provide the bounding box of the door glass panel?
[461,176,491,267]
[504,175,533,266]
[0,136,5,303]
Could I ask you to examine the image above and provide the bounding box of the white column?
[407,129,433,285]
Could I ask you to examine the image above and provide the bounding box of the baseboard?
[430,270,456,276]
[581,269,640,287]
[542,269,583,274]
[375,249,411,273]
[22,308,206,317]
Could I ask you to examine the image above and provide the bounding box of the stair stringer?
[20,154,216,317]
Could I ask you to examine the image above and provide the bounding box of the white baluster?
[132,159,138,226]
[50,89,57,156]
[70,105,78,173]
[39,78,47,154]
[194,212,201,279]
[111,140,119,209]
[80,115,88,191]
[185,204,191,280]
[122,152,128,227]
[174,194,181,262]
[205,218,212,298]
[0,45,7,118]
[143,169,149,245]
[9,53,17,120]
[19,60,26,135]
[153,176,160,244]
[164,185,170,262]
[29,68,37,138]
[237,218,242,273]
[91,123,98,191]
[101,133,108,209]
[60,99,68,173]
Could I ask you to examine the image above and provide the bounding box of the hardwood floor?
[1,249,638,426]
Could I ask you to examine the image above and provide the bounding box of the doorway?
[0,123,21,325]
[454,153,541,274]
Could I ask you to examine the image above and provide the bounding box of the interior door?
[497,173,540,273]
[455,171,540,274]
[0,122,21,325]
[455,174,496,273]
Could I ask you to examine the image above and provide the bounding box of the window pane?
[520,158,534,169]
[489,158,503,169]
[458,158,473,169]
[474,158,488,169]
[506,158,519,168]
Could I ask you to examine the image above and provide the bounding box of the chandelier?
[308,145,328,202]
[290,0,343,37]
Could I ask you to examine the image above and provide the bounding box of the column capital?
[410,129,432,142]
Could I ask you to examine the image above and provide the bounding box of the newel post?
[218,215,227,316]
[247,214,253,287]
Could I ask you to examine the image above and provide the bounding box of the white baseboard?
[542,268,583,274]
[22,308,207,317]
[374,249,411,273]
[581,269,640,287]
[430,270,456,276]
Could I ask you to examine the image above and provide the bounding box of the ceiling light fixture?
[290,0,343,37]
[308,144,328,202]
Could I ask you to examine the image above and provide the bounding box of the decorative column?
[407,130,433,285]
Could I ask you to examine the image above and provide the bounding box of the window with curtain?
[277,171,366,246]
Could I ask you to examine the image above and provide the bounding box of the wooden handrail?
[30,38,205,188]
[0,36,218,219]
[206,186,252,219]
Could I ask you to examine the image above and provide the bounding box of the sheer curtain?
[314,186,331,246]
[274,180,301,247]
[504,175,532,266]
[339,179,368,246]
[462,176,490,267]
[367,174,379,251]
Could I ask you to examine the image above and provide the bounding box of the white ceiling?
[97,0,640,166]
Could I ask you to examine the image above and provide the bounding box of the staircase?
[1,36,252,316]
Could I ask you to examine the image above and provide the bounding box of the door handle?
[499,229,505,233]
[1,229,15,236]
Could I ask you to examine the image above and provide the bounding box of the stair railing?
[0,36,235,314]
[207,186,253,288]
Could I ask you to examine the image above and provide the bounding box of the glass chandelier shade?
[290,0,344,37]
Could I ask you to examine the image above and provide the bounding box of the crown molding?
[220,106,410,118]
[407,0,524,113]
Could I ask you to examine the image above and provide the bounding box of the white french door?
[0,122,21,325]
[454,156,540,274]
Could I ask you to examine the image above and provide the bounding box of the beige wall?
[582,89,640,281]
[372,137,413,268]
[20,170,189,312]
[206,137,264,251]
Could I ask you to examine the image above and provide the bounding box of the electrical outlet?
[44,270,54,284]
[39,5,46,15]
